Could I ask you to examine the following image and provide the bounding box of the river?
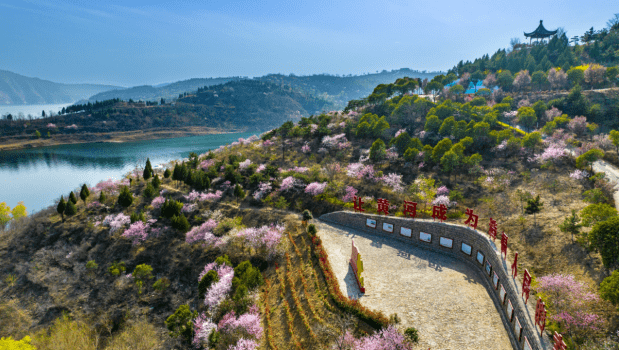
[0,132,258,214]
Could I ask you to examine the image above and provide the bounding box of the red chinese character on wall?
[512,252,519,278]
[553,332,567,350]
[377,198,390,215]
[488,217,498,241]
[535,298,547,333]
[432,204,447,222]
[464,208,478,230]
[522,269,532,304]
[501,232,509,260]
[403,201,417,218]
[353,196,364,212]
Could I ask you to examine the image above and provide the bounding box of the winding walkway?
[316,220,513,350]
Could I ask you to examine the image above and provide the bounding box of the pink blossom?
[395,128,406,138]
[342,186,358,202]
[200,159,216,170]
[570,170,589,180]
[92,178,130,195]
[229,338,258,350]
[236,224,285,259]
[201,263,234,310]
[568,116,588,136]
[193,313,217,347]
[202,190,223,201]
[238,159,252,170]
[432,195,451,206]
[418,162,425,169]
[122,220,151,245]
[262,139,274,147]
[535,142,566,162]
[182,203,197,213]
[381,173,404,193]
[342,325,411,350]
[186,219,219,245]
[218,308,263,339]
[545,107,562,121]
[253,182,272,200]
[310,124,318,133]
[322,133,347,148]
[301,143,311,153]
[339,122,346,128]
[256,164,266,173]
[418,130,427,138]
[151,196,165,209]
[436,186,449,195]
[46,123,56,128]
[305,182,328,196]
[65,124,78,129]
[102,213,131,234]
[279,176,297,192]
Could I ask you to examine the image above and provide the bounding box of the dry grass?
[0,299,32,340]
[31,314,98,350]
[104,319,165,350]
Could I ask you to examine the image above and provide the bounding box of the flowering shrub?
[322,133,347,148]
[102,213,131,234]
[536,274,606,341]
[503,111,518,121]
[151,196,165,208]
[253,182,272,200]
[65,124,78,129]
[347,163,376,181]
[238,159,252,170]
[545,107,562,121]
[92,178,130,195]
[202,190,224,201]
[236,224,284,259]
[380,173,404,193]
[570,170,589,180]
[182,203,197,213]
[568,116,588,137]
[341,325,411,350]
[262,139,274,147]
[122,220,152,245]
[339,122,346,128]
[305,182,328,196]
[310,124,318,133]
[186,219,220,246]
[199,262,234,310]
[200,159,216,170]
[432,195,451,207]
[385,147,398,161]
[301,143,311,153]
[280,176,297,192]
[229,338,258,350]
[535,142,566,163]
[593,134,613,151]
[395,128,406,138]
[256,164,266,173]
[217,306,263,339]
[342,186,358,202]
[193,313,217,348]
[436,186,449,195]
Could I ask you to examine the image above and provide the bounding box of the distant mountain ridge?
[0,70,122,105]
[84,68,442,110]
[84,77,245,104]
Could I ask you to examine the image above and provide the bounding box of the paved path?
[591,159,619,211]
[317,220,513,350]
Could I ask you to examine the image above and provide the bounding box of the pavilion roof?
[524,20,557,38]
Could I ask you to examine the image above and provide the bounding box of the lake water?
[0,132,258,214]
[0,103,76,119]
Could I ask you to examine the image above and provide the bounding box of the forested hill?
[177,79,333,127]
[83,69,442,110]
[254,69,441,109]
[0,70,121,105]
[84,77,244,104]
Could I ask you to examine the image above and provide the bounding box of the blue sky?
[1,0,617,87]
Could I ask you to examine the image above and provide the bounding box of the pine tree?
[99,191,106,203]
[164,168,171,178]
[143,158,153,180]
[69,191,78,204]
[152,174,161,189]
[57,196,66,222]
[233,184,245,204]
[525,195,544,225]
[80,184,90,204]
[559,209,583,242]
[118,186,133,207]
[64,200,77,216]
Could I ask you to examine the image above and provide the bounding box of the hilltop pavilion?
[524,20,557,44]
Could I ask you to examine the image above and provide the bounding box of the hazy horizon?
[1,0,617,87]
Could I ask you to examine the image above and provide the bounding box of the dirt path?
[591,159,619,211]
[316,220,513,350]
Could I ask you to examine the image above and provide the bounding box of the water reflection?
[0,132,257,213]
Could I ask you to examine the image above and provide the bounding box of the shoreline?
[0,126,246,151]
